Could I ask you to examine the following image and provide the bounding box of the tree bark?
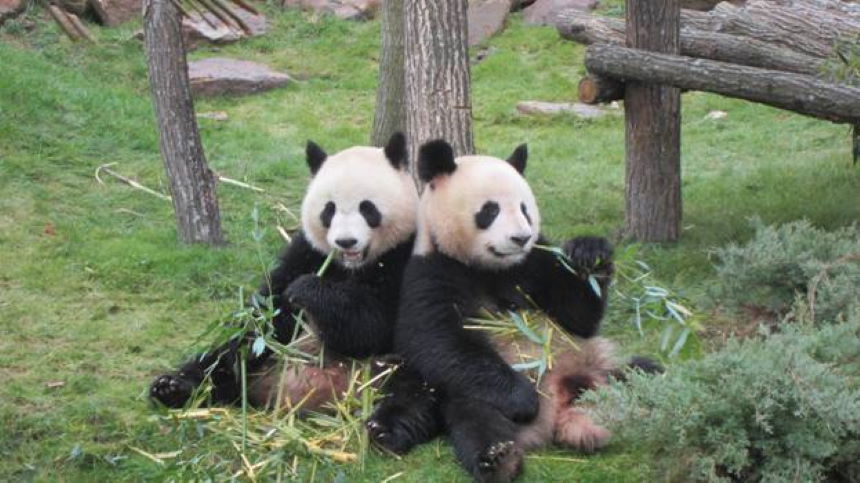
[623,0,682,243]
[578,74,624,104]
[585,44,860,124]
[144,0,225,245]
[681,0,860,58]
[557,10,825,76]
[405,0,474,177]
[371,0,407,147]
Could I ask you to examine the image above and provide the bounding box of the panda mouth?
[340,246,369,265]
[488,246,523,258]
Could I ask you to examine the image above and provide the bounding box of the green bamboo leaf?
[660,324,674,352]
[669,327,691,358]
[252,336,266,357]
[588,275,602,298]
[509,311,545,344]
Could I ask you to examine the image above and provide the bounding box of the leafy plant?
[712,218,860,323]
[585,305,860,482]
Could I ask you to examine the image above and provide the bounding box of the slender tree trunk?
[405,0,474,177]
[144,0,225,245]
[371,0,406,147]
[624,0,682,242]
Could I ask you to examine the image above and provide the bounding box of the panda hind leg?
[445,397,524,483]
[366,364,443,454]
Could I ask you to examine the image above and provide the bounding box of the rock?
[197,111,230,121]
[188,58,292,96]
[704,110,728,120]
[522,0,598,26]
[468,0,512,46]
[90,0,141,26]
[0,0,24,25]
[282,0,380,20]
[516,101,609,118]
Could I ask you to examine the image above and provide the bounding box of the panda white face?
[416,143,540,271]
[300,135,418,269]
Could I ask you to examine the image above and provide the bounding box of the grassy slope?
[1,5,858,481]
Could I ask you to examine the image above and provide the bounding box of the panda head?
[415,139,539,270]
[300,132,418,269]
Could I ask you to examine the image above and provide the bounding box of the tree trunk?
[405,0,474,177]
[624,0,682,243]
[585,44,860,124]
[557,10,825,76]
[144,0,225,245]
[371,0,407,147]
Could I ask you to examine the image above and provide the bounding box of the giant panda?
[366,139,655,482]
[149,132,419,412]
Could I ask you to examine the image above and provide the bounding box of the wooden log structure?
[623,0,682,243]
[680,0,860,58]
[557,10,826,76]
[585,43,860,125]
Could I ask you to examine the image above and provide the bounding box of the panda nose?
[335,238,358,249]
[510,235,530,247]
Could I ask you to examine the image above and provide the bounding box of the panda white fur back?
[149,133,418,412]
[367,139,641,483]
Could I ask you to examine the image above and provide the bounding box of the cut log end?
[578,74,624,104]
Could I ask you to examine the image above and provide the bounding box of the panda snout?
[510,235,531,248]
[335,238,358,249]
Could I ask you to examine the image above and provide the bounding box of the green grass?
[2,5,859,481]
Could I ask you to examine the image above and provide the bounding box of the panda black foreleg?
[149,339,243,408]
[518,236,614,338]
[445,396,524,483]
[366,363,443,454]
[286,275,394,358]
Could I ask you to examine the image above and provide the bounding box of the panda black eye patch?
[521,202,532,225]
[359,200,382,228]
[320,201,336,228]
[475,201,500,230]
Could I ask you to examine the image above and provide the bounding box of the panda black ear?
[507,144,527,175]
[384,131,407,170]
[418,139,457,183]
[306,140,327,175]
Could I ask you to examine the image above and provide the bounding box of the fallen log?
[681,0,860,58]
[557,10,826,76]
[585,43,860,124]
[578,74,624,103]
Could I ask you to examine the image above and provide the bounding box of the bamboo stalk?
[47,5,81,41]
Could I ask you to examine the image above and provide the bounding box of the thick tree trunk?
[144,0,225,245]
[624,0,682,243]
[558,10,825,76]
[578,74,624,104]
[681,0,860,58]
[405,0,474,176]
[585,44,860,124]
[371,0,406,147]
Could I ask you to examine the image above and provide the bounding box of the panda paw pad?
[476,440,523,482]
[149,374,193,408]
[562,236,614,275]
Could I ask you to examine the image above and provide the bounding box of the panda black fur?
[149,132,418,411]
[367,139,634,482]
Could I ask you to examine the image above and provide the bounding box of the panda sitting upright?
[367,139,639,482]
[149,132,418,411]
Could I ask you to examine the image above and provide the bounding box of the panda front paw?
[285,274,322,309]
[149,373,195,408]
[562,236,614,278]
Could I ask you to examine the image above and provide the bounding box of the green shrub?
[712,219,860,322]
[585,308,860,482]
